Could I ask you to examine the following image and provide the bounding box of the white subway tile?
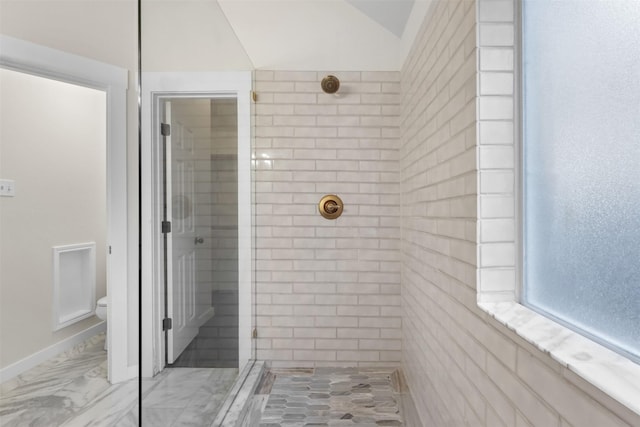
[338,105,382,116]
[487,354,560,427]
[480,218,515,242]
[272,339,315,349]
[479,145,514,169]
[294,104,338,115]
[293,350,336,361]
[479,97,514,120]
[480,48,514,71]
[479,0,514,22]
[260,327,293,338]
[258,81,295,92]
[273,71,316,81]
[273,93,317,104]
[271,316,315,327]
[337,328,380,339]
[359,317,401,329]
[480,72,514,95]
[359,339,401,351]
[480,243,515,267]
[479,268,516,291]
[257,350,293,360]
[516,349,630,427]
[480,195,515,218]
[480,170,514,194]
[293,305,336,316]
[315,316,359,328]
[337,351,380,361]
[480,23,515,46]
[316,339,359,350]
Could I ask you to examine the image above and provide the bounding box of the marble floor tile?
[141,407,184,426]
[0,334,240,427]
[1,336,410,427]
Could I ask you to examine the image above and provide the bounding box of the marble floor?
[0,334,239,427]
[1,336,418,426]
[0,334,138,426]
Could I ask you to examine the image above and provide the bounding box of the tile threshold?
[213,360,265,427]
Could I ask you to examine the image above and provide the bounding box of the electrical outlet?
[0,179,16,197]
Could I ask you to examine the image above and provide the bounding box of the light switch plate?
[0,179,16,197]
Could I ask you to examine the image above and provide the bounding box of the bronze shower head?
[321,75,340,94]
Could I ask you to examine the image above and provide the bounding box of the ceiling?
[345,0,415,37]
[215,0,433,70]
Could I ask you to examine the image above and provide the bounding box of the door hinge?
[251,91,257,102]
[162,318,173,331]
[252,328,258,339]
[108,246,112,254]
[162,221,171,233]
[161,123,171,136]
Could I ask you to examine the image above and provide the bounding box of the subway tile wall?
[398,0,638,425]
[476,1,638,426]
[253,70,402,367]
[248,2,637,425]
[477,0,518,302]
[400,1,479,425]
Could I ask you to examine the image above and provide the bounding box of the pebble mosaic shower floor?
[258,368,404,426]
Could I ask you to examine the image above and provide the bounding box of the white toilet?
[95,296,108,351]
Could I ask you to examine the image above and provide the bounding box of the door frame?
[0,36,130,383]
[141,72,252,377]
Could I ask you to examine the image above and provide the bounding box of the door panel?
[165,101,198,364]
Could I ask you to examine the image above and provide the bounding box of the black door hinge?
[162,318,173,331]
[162,221,171,233]
[161,123,171,136]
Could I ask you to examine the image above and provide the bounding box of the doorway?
[141,72,253,379]
[161,97,240,368]
[0,36,130,384]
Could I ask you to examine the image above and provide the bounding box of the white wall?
[254,70,402,366]
[218,1,401,70]
[400,0,639,425]
[141,0,253,71]
[0,0,139,368]
[0,69,106,369]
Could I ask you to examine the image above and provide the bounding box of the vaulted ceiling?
[345,0,415,37]
[215,0,432,70]
[140,0,433,71]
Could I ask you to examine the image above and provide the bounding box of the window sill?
[478,301,640,416]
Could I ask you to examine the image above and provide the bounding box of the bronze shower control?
[318,194,344,220]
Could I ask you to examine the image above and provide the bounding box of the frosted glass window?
[522,0,640,362]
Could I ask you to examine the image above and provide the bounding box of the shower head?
[321,75,340,94]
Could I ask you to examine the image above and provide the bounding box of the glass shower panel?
[141,2,254,422]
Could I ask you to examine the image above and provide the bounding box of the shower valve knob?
[324,201,339,214]
[318,195,343,220]
[195,237,204,244]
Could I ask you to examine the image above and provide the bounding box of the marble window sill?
[478,301,640,416]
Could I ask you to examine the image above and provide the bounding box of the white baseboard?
[0,321,106,384]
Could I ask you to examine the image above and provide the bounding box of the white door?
[164,100,198,363]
